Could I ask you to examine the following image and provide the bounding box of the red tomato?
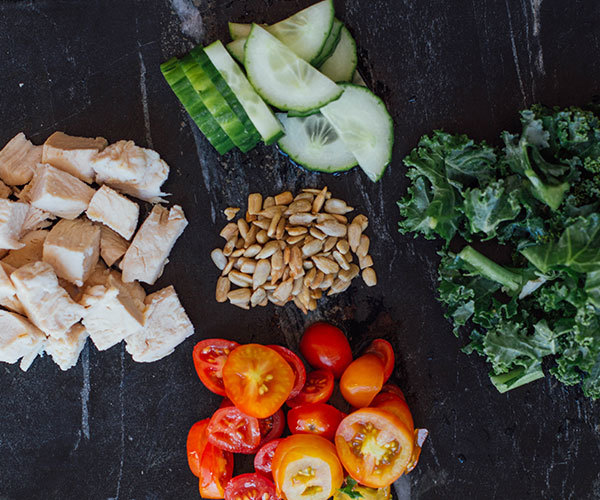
[300,323,353,378]
[268,344,307,399]
[199,442,234,499]
[287,370,334,407]
[186,419,210,477]
[254,438,283,479]
[223,344,295,418]
[207,407,261,454]
[224,473,278,500]
[193,339,239,396]
[257,409,285,448]
[365,339,395,382]
[287,403,345,441]
[380,383,406,401]
[340,354,384,408]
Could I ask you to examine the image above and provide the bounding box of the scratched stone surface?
[0,0,599,499]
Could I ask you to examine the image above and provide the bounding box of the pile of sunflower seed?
[211,187,377,312]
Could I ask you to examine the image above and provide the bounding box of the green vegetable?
[337,478,363,499]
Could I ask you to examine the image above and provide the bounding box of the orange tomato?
[340,354,384,408]
[187,419,210,477]
[370,392,414,433]
[406,428,429,473]
[365,339,395,382]
[199,442,234,498]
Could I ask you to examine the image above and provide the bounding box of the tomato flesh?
[340,354,385,408]
[257,408,285,449]
[193,339,239,396]
[365,339,395,382]
[199,442,234,499]
[380,383,406,401]
[300,323,353,378]
[207,406,261,454]
[224,473,278,500]
[287,370,334,407]
[187,419,210,477]
[406,428,429,473]
[254,438,283,479]
[287,403,345,441]
[371,392,414,433]
[268,344,307,399]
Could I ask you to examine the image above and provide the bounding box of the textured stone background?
[0,1,599,499]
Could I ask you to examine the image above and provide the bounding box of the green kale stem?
[489,365,545,393]
[458,246,522,293]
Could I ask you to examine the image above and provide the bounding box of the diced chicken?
[45,323,88,371]
[0,180,11,198]
[125,285,194,362]
[28,164,95,219]
[91,140,169,202]
[80,274,144,351]
[81,261,145,310]
[43,218,101,286]
[99,226,129,267]
[2,229,48,268]
[86,185,139,240]
[0,262,24,314]
[0,199,29,250]
[42,131,107,183]
[0,133,41,185]
[121,205,188,285]
[0,309,46,371]
[22,206,56,233]
[10,261,84,339]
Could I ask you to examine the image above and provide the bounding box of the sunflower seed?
[222,259,235,276]
[220,222,238,241]
[248,193,262,215]
[223,237,236,256]
[286,234,306,245]
[353,214,369,231]
[229,270,253,287]
[216,277,230,302]
[256,240,279,259]
[362,267,377,287]
[240,258,257,274]
[359,254,374,269]
[316,220,347,238]
[228,288,251,304]
[287,226,308,237]
[323,236,338,252]
[339,264,360,282]
[224,207,240,221]
[253,259,271,288]
[267,211,282,238]
[357,234,370,258]
[294,192,314,202]
[275,191,293,205]
[244,224,258,247]
[231,248,244,258]
[312,256,340,274]
[237,218,249,239]
[310,270,325,289]
[333,250,350,271]
[304,267,317,287]
[302,238,323,257]
[211,248,227,270]
[324,198,354,215]
[253,218,271,230]
[250,287,267,307]
[348,222,362,252]
[286,199,312,215]
[273,278,294,302]
[292,277,304,296]
[271,249,284,270]
[312,186,328,213]
[263,196,275,209]
[336,239,350,254]
[244,244,262,258]
[309,227,326,240]
[328,278,351,296]
[289,213,316,226]
[256,229,269,244]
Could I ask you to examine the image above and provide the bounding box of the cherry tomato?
[287,403,345,441]
[254,438,283,479]
[268,344,307,399]
[300,323,353,378]
[406,428,428,473]
[207,406,261,454]
[199,442,234,499]
[371,392,414,433]
[187,419,210,477]
[380,383,406,401]
[287,370,334,407]
[224,473,279,500]
[365,339,395,382]
[335,408,414,488]
[340,354,384,408]
[257,408,285,448]
[223,344,295,418]
[193,339,239,396]
[334,483,391,500]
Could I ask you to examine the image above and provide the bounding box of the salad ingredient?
[365,339,395,382]
[199,442,234,498]
[406,428,429,474]
[0,133,41,185]
[0,309,45,371]
[287,403,345,440]
[224,473,279,500]
[335,478,391,500]
[0,200,30,249]
[193,338,239,396]
[86,185,139,240]
[223,343,295,418]
[318,26,357,83]
[311,18,344,67]
[228,22,253,40]
[208,406,262,453]
[340,354,384,407]
[380,383,406,400]
[287,369,334,407]
[98,226,128,267]
[187,419,210,477]
[254,439,283,478]
[44,323,88,371]
[268,344,307,399]
[299,322,353,378]
[257,409,286,448]
[371,392,414,433]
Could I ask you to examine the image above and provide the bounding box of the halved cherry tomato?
[254,438,283,479]
[340,354,384,408]
[268,344,307,399]
[223,344,295,418]
[406,428,428,473]
[334,483,391,500]
[187,419,210,477]
[335,408,414,488]
[380,383,406,401]
[272,434,344,500]
[193,339,239,396]
[371,392,414,433]
[287,403,345,441]
[300,323,353,378]
[287,370,334,407]
[257,409,285,448]
[207,406,261,454]
[199,442,234,499]
[224,473,278,500]
[365,339,395,382]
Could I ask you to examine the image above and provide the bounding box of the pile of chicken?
[0,132,194,372]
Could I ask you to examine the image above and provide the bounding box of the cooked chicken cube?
[45,323,88,371]
[91,140,169,202]
[0,133,41,185]
[0,310,46,371]
[0,262,24,314]
[42,132,107,183]
[22,206,55,232]
[0,199,29,250]
[125,285,194,362]
[121,205,187,285]
[0,180,11,198]
[11,261,84,339]
[80,274,144,351]
[86,185,139,240]
[99,226,129,267]
[2,229,48,268]
[28,164,95,219]
[43,218,101,286]
[82,261,146,310]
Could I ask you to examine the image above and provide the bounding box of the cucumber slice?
[352,69,367,86]
[318,26,357,82]
[320,84,393,181]
[277,113,357,173]
[245,25,342,112]
[228,22,252,40]
[267,0,334,62]
[226,38,246,64]
[204,41,284,145]
[160,58,234,155]
[287,108,320,118]
[311,18,343,67]
[180,54,259,153]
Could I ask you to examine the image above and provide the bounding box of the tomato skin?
[380,383,406,401]
[371,393,414,433]
[287,403,346,441]
[223,344,295,418]
[287,369,335,407]
[254,438,283,479]
[187,419,210,477]
[406,428,428,473]
[199,443,234,499]
[340,354,385,408]
[193,339,239,396]
[207,407,261,454]
[225,473,278,500]
[300,323,353,378]
[365,339,395,382]
[257,409,285,449]
[268,345,307,399]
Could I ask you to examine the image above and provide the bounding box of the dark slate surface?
[1,1,599,499]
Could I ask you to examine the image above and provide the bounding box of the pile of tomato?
[187,322,428,500]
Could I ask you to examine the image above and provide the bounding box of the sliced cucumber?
[320,84,393,181]
[267,0,334,62]
[160,58,234,155]
[311,18,343,67]
[226,38,246,64]
[204,41,284,145]
[287,108,320,118]
[245,25,342,112]
[228,22,252,40]
[277,113,357,173]
[352,69,367,86]
[318,26,357,82]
